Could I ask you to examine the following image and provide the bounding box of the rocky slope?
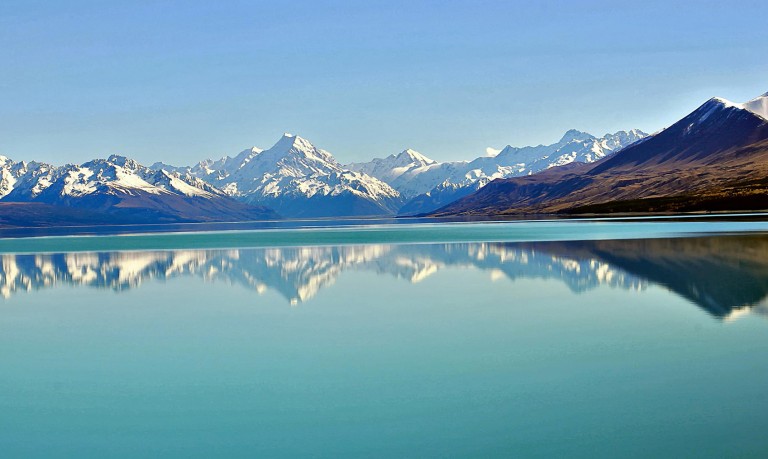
[431,92,768,216]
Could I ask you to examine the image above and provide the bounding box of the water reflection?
[2,236,768,319]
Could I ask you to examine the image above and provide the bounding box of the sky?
[1,0,767,166]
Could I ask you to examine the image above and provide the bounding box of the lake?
[2,218,768,457]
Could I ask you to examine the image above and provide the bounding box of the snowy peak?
[106,154,142,171]
[0,156,30,199]
[176,133,404,217]
[268,133,334,161]
[559,129,595,144]
[0,153,236,204]
[253,133,340,172]
[694,92,768,124]
[347,148,435,175]
[395,148,436,167]
[742,92,768,121]
[275,132,312,151]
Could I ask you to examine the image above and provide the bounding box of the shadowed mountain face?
[2,235,768,320]
[433,93,768,216]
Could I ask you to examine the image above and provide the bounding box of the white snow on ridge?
[0,155,233,203]
[0,128,649,217]
[706,93,768,122]
[348,129,648,200]
[178,133,402,216]
[742,93,768,121]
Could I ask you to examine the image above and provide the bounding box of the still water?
[2,220,768,457]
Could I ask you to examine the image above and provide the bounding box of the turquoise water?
[2,221,768,457]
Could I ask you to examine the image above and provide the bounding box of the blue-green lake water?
[2,218,768,457]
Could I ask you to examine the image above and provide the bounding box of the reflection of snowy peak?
[4,237,764,319]
[0,243,644,305]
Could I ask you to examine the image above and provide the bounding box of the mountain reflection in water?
[2,235,768,319]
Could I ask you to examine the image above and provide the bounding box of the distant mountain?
[432,92,768,216]
[397,178,491,216]
[0,155,278,224]
[348,129,647,214]
[1,126,650,224]
[347,148,441,198]
[169,134,403,218]
[16,94,768,223]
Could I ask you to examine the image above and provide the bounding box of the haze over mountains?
[431,91,768,216]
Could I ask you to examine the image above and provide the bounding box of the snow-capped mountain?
[347,148,438,193]
[347,129,647,214]
[726,91,768,121]
[173,133,403,218]
[433,91,768,216]
[0,155,278,223]
[0,156,36,199]
[1,127,649,225]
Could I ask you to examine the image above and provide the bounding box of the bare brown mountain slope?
[431,96,768,216]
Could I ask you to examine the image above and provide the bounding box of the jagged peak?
[107,154,126,161]
[395,148,435,165]
[105,154,143,170]
[261,133,339,167]
[273,132,315,152]
[559,129,595,144]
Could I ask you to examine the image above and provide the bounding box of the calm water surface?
[2,220,768,457]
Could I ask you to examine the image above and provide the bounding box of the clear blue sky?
[1,0,767,165]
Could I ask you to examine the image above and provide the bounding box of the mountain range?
[0,128,646,224]
[349,129,647,215]
[154,134,403,218]
[2,90,766,225]
[431,91,768,216]
[0,154,278,224]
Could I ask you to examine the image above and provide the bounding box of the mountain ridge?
[12,89,768,223]
[430,91,768,216]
